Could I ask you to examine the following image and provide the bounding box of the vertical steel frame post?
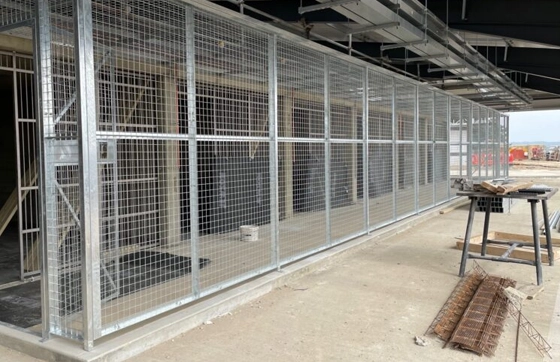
[458,100,463,178]
[414,85,419,213]
[391,78,397,220]
[466,103,473,181]
[74,0,102,349]
[185,6,200,297]
[35,0,53,341]
[324,56,331,245]
[432,92,436,206]
[268,34,280,269]
[496,112,499,177]
[484,109,489,178]
[363,69,369,232]
[505,115,509,177]
[447,97,451,200]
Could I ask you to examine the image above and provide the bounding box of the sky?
[507,109,560,143]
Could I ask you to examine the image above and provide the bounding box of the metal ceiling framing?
[307,0,531,109]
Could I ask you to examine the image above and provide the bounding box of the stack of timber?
[480,179,534,195]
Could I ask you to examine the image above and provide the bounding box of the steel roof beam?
[318,0,531,107]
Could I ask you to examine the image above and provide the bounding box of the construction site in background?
[509,145,560,162]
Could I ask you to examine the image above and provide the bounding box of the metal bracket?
[405,54,447,63]
[380,39,428,52]
[427,65,468,73]
[299,0,357,15]
[48,139,80,164]
[345,21,399,35]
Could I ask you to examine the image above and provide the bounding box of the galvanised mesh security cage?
[0,0,509,350]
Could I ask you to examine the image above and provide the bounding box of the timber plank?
[469,231,560,247]
[456,239,559,264]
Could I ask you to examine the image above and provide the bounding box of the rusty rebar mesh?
[426,263,487,340]
[448,276,516,356]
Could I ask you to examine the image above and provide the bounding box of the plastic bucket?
[240,225,259,242]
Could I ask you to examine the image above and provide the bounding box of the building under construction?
[0,0,511,352]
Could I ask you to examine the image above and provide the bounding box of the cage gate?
[13,52,40,279]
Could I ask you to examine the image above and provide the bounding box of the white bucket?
[240,225,259,242]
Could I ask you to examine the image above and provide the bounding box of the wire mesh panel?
[277,40,324,140]
[89,0,195,333]
[502,115,509,177]
[0,0,34,26]
[471,105,482,181]
[498,112,506,177]
[367,70,393,228]
[278,141,326,260]
[418,90,433,210]
[395,81,415,142]
[330,142,364,241]
[434,93,448,203]
[418,91,433,143]
[481,108,492,178]
[461,101,472,180]
[368,143,393,225]
[489,110,495,178]
[480,107,488,179]
[277,40,327,261]
[493,112,500,177]
[395,81,416,217]
[329,59,363,140]
[329,58,364,241]
[449,98,462,180]
[368,71,393,141]
[193,10,273,294]
[396,143,415,216]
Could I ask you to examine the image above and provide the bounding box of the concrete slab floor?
[2,172,560,361]
[135,176,560,362]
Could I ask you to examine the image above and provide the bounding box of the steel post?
[414,85,419,213]
[185,6,200,297]
[432,92,436,206]
[541,200,554,266]
[35,0,54,341]
[268,34,280,269]
[447,96,451,200]
[324,56,331,245]
[459,197,477,277]
[530,200,543,285]
[363,68,369,232]
[481,197,492,256]
[392,78,397,220]
[74,0,102,349]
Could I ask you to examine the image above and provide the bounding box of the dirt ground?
[509,159,560,178]
[3,161,560,362]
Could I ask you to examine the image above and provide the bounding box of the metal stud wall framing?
[0,0,509,348]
